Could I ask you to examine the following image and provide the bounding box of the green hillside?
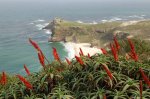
[44,18,150,47]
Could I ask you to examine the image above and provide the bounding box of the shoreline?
[64,42,102,59]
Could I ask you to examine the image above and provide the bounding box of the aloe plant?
[0,38,150,98]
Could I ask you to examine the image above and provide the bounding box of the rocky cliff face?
[44,18,150,47]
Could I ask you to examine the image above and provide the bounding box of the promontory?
[43,18,150,47]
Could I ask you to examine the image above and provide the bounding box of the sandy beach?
[64,42,102,59]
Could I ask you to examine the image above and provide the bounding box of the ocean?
[0,0,150,74]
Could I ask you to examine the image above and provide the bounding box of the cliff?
[43,18,150,47]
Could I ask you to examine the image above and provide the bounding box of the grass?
[0,38,150,99]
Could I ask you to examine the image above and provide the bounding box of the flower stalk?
[139,68,150,88]
[0,72,7,85]
[102,64,113,80]
[110,43,118,61]
[101,48,107,55]
[52,47,61,63]
[17,75,33,90]
[29,38,50,64]
[24,64,31,76]
[65,58,71,65]
[75,55,84,65]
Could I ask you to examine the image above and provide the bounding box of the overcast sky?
[0,0,149,3]
[0,0,149,7]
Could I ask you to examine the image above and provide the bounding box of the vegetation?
[0,37,150,99]
[45,18,150,47]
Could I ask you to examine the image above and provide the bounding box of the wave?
[29,19,46,26]
[101,19,108,23]
[33,19,45,22]
[101,15,146,23]
[101,17,123,23]
[35,23,49,30]
[29,22,34,25]
[87,21,98,24]
[110,17,123,21]
[62,42,75,59]
[129,15,146,19]
[76,20,83,23]
[141,15,146,17]
[44,30,52,34]
[76,20,98,24]
[35,24,44,30]
[91,21,98,24]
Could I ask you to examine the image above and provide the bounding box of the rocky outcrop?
[44,18,150,47]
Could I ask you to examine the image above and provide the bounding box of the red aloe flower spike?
[65,58,71,65]
[102,64,113,80]
[3,72,7,85]
[38,52,45,68]
[112,43,118,61]
[29,38,48,63]
[79,48,84,56]
[139,68,150,88]
[16,75,33,89]
[113,36,120,51]
[75,55,84,65]
[88,53,91,58]
[110,43,118,61]
[24,82,33,90]
[39,50,45,60]
[128,52,138,62]
[16,75,27,83]
[127,38,138,61]
[29,38,40,51]
[132,52,138,61]
[101,48,107,54]
[128,38,135,51]
[0,72,7,85]
[24,64,30,76]
[139,80,143,99]
[52,47,61,63]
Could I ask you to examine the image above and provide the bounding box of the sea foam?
[44,30,52,34]
[63,42,75,59]
[35,23,49,30]
[101,15,146,23]
[34,19,45,22]
[76,20,98,24]
[76,20,83,23]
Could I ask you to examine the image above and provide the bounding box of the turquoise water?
[0,0,150,74]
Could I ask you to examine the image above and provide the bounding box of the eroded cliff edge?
[43,18,150,47]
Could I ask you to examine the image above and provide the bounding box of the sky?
[0,0,149,12]
[0,0,149,6]
[0,0,149,3]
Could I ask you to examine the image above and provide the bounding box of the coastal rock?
[44,18,150,47]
